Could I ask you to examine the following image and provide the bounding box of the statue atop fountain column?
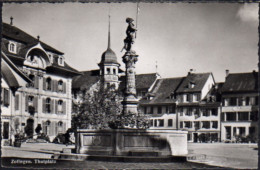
[123,17,137,54]
[122,17,138,115]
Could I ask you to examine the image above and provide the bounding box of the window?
[58,100,63,113]
[28,74,35,87]
[46,98,51,113]
[8,42,17,54]
[57,121,63,133]
[149,106,154,114]
[58,56,64,66]
[43,120,51,135]
[194,121,200,130]
[194,108,200,116]
[238,112,249,121]
[238,98,243,106]
[180,122,183,128]
[184,121,192,128]
[28,96,34,106]
[154,120,157,127]
[144,107,147,114]
[226,113,236,121]
[150,119,153,127]
[169,106,175,113]
[168,119,173,127]
[202,121,210,129]
[186,94,190,102]
[141,91,146,97]
[113,68,116,75]
[230,97,237,106]
[245,97,250,105]
[250,112,258,121]
[58,80,63,92]
[202,109,207,116]
[255,96,258,105]
[212,109,218,116]
[46,78,52,91]
[166,106,169,113]
[158,119,164,127]
[187,108,193,116]
[249,127,255,134]
[107,68,111,74]
[157,106,162,114]
[212,121,218,129]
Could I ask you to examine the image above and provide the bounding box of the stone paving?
[187,142,258,169]
[2,142,257,169]
[1,142,218,169]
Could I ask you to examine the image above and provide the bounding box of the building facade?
[220,71,258,142]
[1,22,80,141]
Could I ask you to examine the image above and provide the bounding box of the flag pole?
[135,2,139,38]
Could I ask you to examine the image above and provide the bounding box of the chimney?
[188,69,193,75]
[10,16,13,25]
[225,69,229,77]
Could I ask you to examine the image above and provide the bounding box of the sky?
[2,3,258,82]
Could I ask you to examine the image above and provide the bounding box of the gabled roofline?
[2,51,31,83]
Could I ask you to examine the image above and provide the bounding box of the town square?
[1,2,259,169]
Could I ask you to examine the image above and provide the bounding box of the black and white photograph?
[1,1,259,169]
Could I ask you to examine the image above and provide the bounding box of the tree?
[72,83,121,130]
[72,83,150,130]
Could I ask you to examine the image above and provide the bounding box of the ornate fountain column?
[122,17,138,115]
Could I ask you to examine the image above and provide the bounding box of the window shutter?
[42,121,46,134]
[63,82,66,93]
[63,101,66,114]
[43,77,46,90]
[55,122,58,135]
[35,76,39,89]
[55,100,58,114]
[25,95,28,111]
[51,80,55,92]
[34,96,38,112]
[51,99,54,113]
[50,122,54,136]
[15,94,19,110]
[63,122,66,133]
[42,98,46,113]
[54,80,58,92]
[4,89,9,106]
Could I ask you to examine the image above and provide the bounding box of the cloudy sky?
[2,3,258,82]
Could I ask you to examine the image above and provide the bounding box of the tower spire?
[108,15,111,49]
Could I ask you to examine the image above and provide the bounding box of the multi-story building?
[1,53,32,145]
[220,71,258,142]
[175,72,221,142]
[1,21,80,141]
[139,77,184,129]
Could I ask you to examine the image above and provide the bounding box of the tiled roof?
[72,70,100,90]
[119,73,157,91]
[2,23,63,54]
[176,73,212,93]
[2,23,80,76]
[99,48,119,65]
[139,77,184,105]
[221,72,258,92]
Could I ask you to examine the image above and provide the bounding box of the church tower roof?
[99,16,119,65]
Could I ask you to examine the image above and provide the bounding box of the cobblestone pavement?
[1,143,219,169]
[187,143,258,169]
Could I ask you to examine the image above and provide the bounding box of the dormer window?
[188,82,195,89]
[48,53,53,63]
[58,56,64,66]
[58,80,63,92]
[8,41,17,54]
